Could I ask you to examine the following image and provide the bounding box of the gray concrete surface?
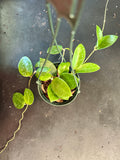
[0,0,120,159]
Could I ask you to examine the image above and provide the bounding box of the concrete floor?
[0,0,120,159]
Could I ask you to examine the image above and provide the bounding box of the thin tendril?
[0,69,35,154]
[102,0,110,32]
[0,105,29,154]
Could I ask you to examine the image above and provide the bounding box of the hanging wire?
[46,3,66,62]
[37,17,61,82]
[69,0,78,19]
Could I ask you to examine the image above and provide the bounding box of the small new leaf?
[47,84,59,102]
[18,56,33,77]
[51,77,72,100]
[24,88,34,105]
[12,92,25,109]
[96,25,103,47]
[72,44,86,70]
[47,45,63,54]
[96,35,118,50]
[75,63,100,73]
[58,62,70,75]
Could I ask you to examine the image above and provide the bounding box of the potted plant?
[12,0,118,108]
[0,0,118,154]
[12,23,118,108]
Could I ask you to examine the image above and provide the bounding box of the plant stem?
[62,49,65,62]
[38,18,61,80]
[70,31,75,63]
[46,3,66,62]
[28,71,36,89]
[69,0,78,19]
[102,0,109,32]
[0,105,29,154]
[84,48,97,63]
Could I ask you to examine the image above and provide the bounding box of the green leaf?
[12,92,25,109]
[51,77,72,100]
[58,62,70,75]
[18,56,33,77]
[75,63,100,73]
[35,67,51,78]
[35,58,56,75]
[47,84,59,102]
[96,35,118,50]
[60,73,79,90]
[96,25,103,46]
[24,88,34,105]
[72,44,86,70]
[47,45,63,54]
[35,61,40,68]
[39,72,52,81]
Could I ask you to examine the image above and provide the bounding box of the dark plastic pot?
[37,63,80,107]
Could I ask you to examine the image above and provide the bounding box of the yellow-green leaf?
[39,72,52,81]
[51,77,72,100]
[18,56,33,77]
[58,62,70,75]
[96,35,118,50]
[12,92,25,109]
[47,84,59,102]
[72,44,86,70]
[24,88,34,105]
[35,58,56,75]
[60,73,79,90]
[96,25,103,47]
[35,67,51,78]
[76,63,100,73]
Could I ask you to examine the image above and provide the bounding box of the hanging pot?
[37,63,80,106]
